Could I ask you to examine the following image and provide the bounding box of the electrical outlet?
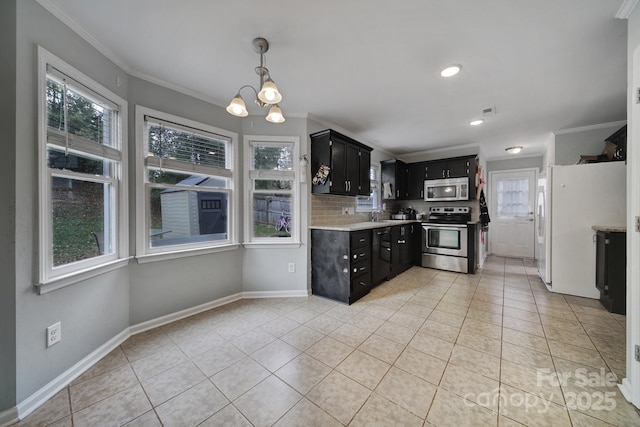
[343,207,349,215]
[47,322,61,347]
[288,262,295,273]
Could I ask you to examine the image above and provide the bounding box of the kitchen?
[4,1,640,426]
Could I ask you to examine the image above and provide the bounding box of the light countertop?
[592,225,627,233]
[309,219,419,232]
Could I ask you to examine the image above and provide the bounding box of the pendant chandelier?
[226,37,285,123]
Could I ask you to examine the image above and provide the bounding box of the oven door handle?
[422,223,468,229]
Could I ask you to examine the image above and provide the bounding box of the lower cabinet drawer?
[350,230,371,249]
[351,260,370,277]
[350,247,371,262]
[350,273,371,303]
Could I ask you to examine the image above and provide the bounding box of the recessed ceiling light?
[441,64,462,77]
[505,146,523,154]
[469,119,484,126]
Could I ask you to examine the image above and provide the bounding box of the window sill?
[136,243,241,264]
[243,242,302,249]
[36,257,132,294]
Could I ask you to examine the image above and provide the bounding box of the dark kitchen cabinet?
[372,227,392,286]
[425,156,474,180]
[390,223,417,278]
[381,159,408,200]
[407,162,427,200]
[311,229,371,304]
[595,230,626,314]
[310,129,372,196]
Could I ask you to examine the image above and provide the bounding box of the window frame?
[37,47,129,293]
[243,135,300,247]
[135,106,239,262]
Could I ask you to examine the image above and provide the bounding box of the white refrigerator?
[539,162,626,298]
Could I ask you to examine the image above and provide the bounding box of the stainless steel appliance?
[422,206,471,273]
[424,177,469,202]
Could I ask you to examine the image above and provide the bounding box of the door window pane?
[496,177,530,218]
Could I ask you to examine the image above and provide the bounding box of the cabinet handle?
[359,238,366,242]
[359,281,367,287]
[343,255,348,260]
[442,170,445,178]
[398,240,406,244]
[447,170,450,177]
[343,268,348,273]
[605,239,610,244]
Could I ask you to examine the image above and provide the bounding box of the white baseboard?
[6,289,307,425]
[243,289,310,299]
[129,292,243,335]
[13,328,130,424]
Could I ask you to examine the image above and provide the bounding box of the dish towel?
[383,182,393,199]
[479,188,491,225]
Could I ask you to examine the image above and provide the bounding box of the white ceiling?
[41,0,628,160]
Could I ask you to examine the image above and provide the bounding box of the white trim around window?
[36,46,129,292]
[135,106,239,262]
[243,135,301,248]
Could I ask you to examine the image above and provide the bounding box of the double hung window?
[245,136,299,244]
[38,48,128,290]
[137,107,237,259]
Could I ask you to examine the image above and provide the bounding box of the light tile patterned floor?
[15,256,640,426]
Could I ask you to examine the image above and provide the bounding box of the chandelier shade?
[225,94,249,117]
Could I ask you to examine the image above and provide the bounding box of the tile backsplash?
[310,194,373,226]
[310,194,482,226]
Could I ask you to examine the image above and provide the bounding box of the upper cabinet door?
[446,158,470,178]
[358,149,371,196]
[425,160,447,180]
[330,136,348,193]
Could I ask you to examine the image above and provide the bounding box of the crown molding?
[616,0,639,19]
[553,120,627,135]
[36,0,132,73]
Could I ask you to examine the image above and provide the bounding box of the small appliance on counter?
[421,206,474,273]
[391,207,416,220]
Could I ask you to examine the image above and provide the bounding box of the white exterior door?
[489,169,537,258]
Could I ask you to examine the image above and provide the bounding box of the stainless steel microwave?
[424,177,469,201]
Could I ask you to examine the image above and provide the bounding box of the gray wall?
[127,76,245,324]
[7,0,324,410]
[554,123,625,165]
[486,156,543,173]
[0,0,17,412]
[15,0,131,402]
[240,117,310,293]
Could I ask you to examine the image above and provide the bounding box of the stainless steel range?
[422,206,471,273]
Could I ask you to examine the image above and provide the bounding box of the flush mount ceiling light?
[505,146,523,154]
[440,64,462,77]
[469,119,484,126]
[226,37,285,123]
